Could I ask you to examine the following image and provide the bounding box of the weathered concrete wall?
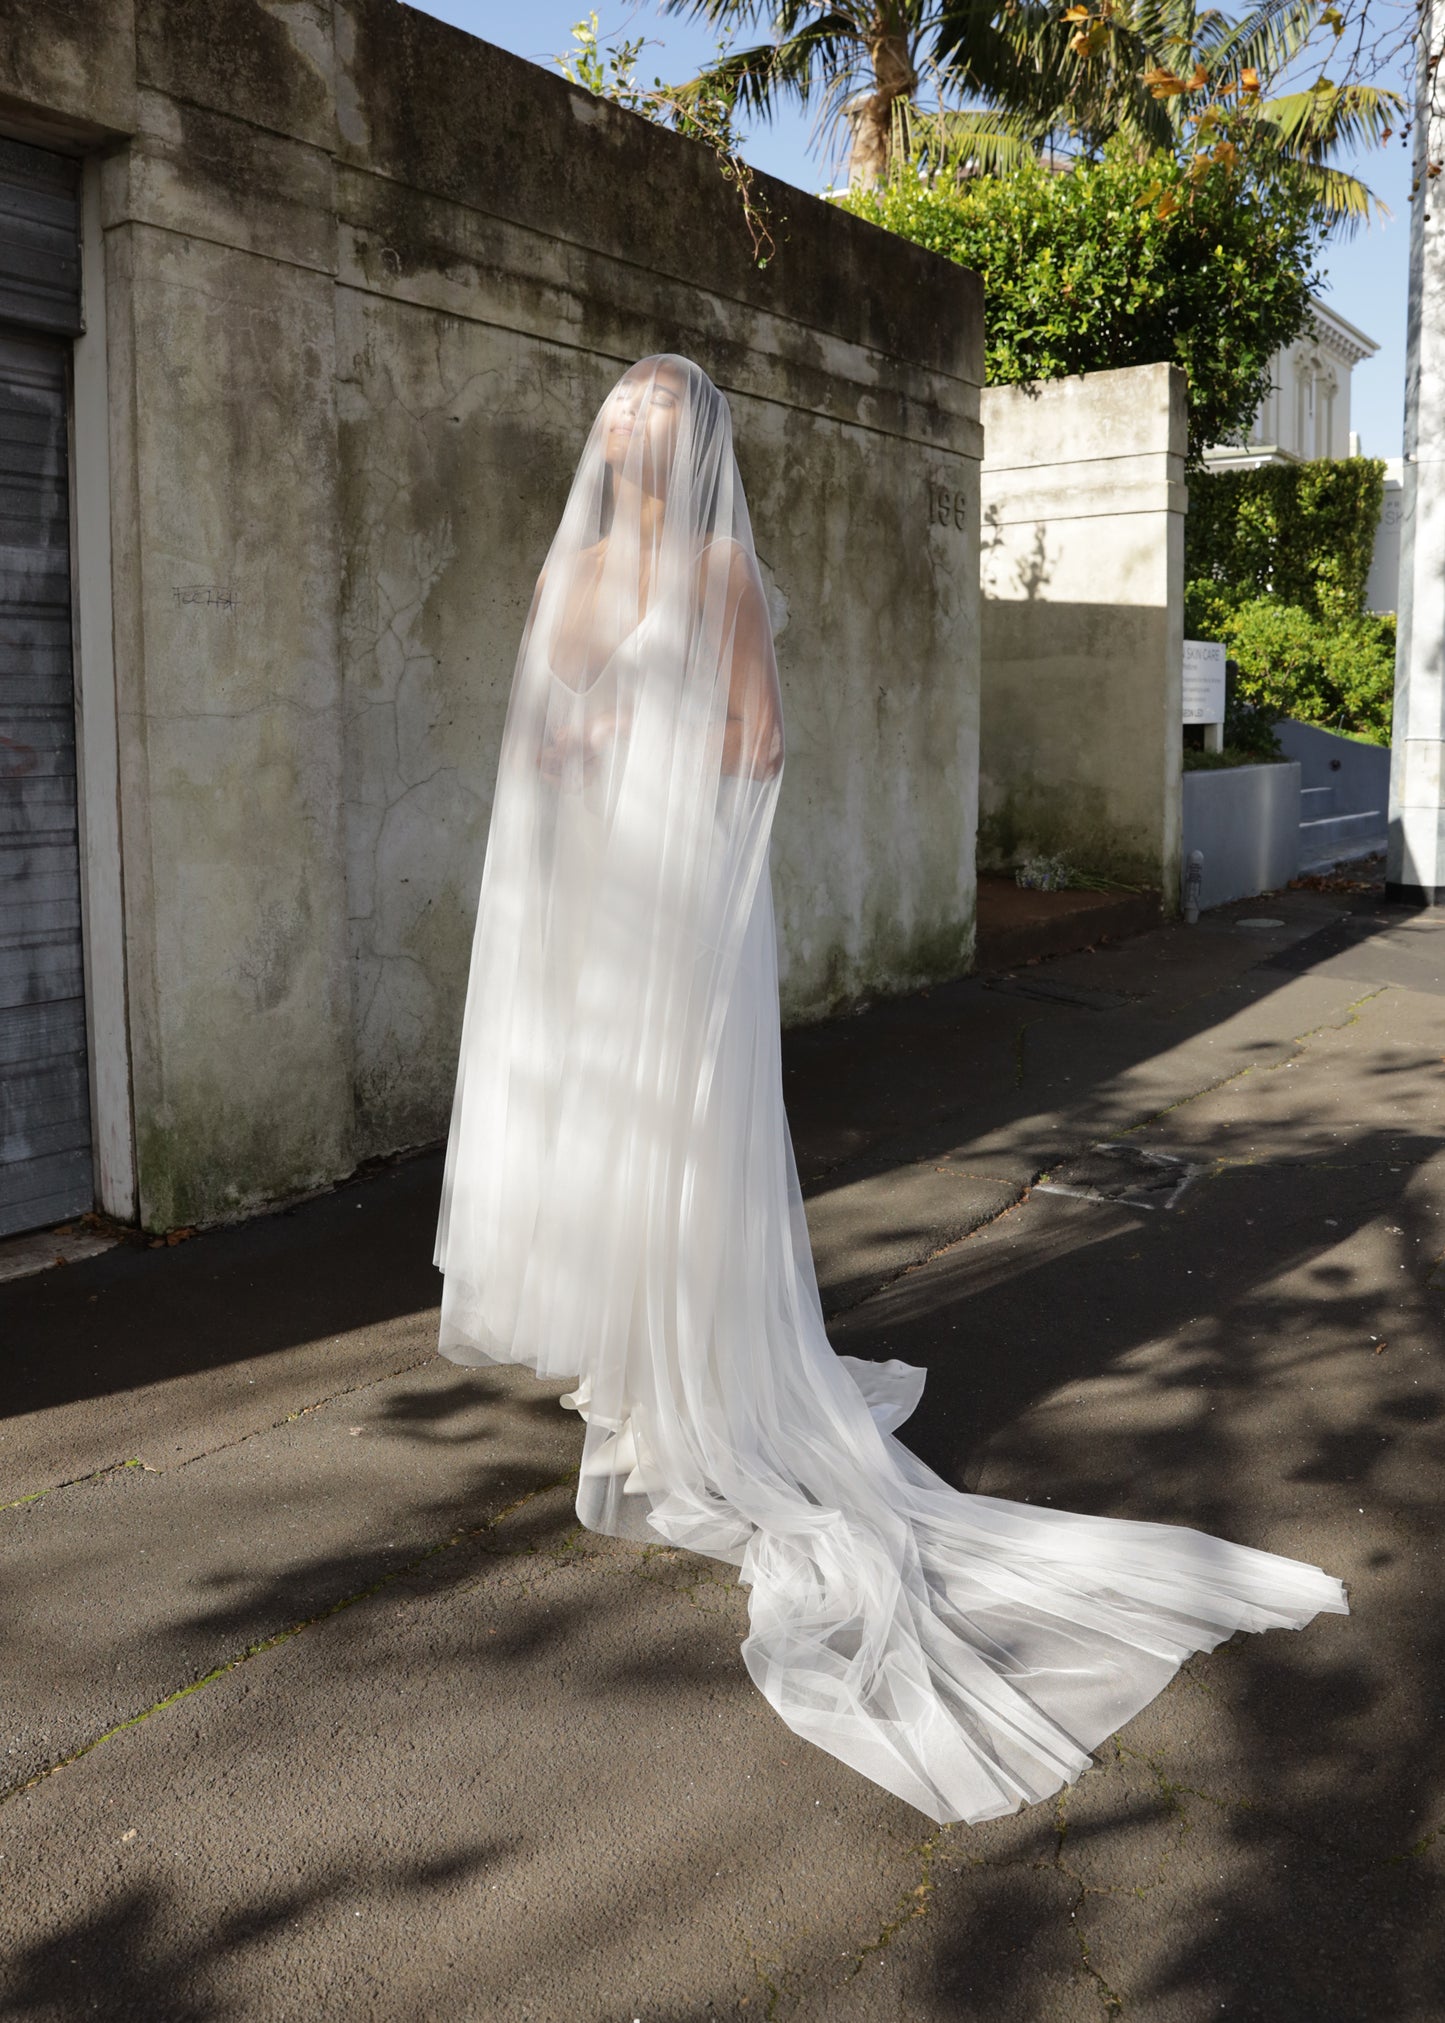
[979,364,1187,897]
[0,0,137,148]
[6,0,982,1227]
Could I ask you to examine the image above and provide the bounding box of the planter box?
[1182,762,1301,911]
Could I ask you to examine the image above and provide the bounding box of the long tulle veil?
[435,355,1347,1823]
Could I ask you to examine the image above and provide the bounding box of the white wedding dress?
[435,355,1347,1823]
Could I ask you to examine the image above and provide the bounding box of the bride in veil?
[434,354,1347,1824]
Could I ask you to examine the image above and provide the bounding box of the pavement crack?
[164,1353,437,1475]
[1118,984,1391,1140]
[0,1476,570,1811]
[1385,1825,1440,1864]
[849,1829,942,1973]
[0,1455,155,1514]
[823,1182,1034,1321]
[1071,1883,1125,2015]
[2,1354,437,1510]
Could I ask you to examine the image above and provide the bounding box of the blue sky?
[418,1,1415,458]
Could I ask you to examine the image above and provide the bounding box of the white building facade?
[1203,300,1379,470]
[1202,300,1401,616]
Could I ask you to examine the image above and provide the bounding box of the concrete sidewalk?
[2,887,1442,2022]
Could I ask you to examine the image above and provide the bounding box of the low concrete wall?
[1182,763,1301,910]
[1277,719,1389,869]
[979,363,1187,898]
[1277,720,1390,813]
[11,0,984,1229]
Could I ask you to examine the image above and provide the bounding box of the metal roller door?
[0,139,90,1238]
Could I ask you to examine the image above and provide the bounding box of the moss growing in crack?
[1,1478,569,1809]
[1,1456,148,1515]
[850,1833,941,1973]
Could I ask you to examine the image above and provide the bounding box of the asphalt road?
[2,885,1441,2022]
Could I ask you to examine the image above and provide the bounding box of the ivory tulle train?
[433,354,1348,1825]
[440,869,1348,1826]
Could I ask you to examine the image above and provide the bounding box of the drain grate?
[1035,1140,1205,1211]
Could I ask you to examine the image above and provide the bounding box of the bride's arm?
[716,545,783,781]
[524,564,579,781]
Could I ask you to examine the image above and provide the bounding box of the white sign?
[1182,639,1227,725]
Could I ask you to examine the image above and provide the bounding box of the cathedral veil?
[435,354,1347,1825]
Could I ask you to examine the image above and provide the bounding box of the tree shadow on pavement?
[4,895,1441,2019]
[838,1108,1444,2022]
[0,1846,514,2023]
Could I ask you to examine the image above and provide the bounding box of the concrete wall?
[1182,763,1301,911]
[1277,720,1391,815]
[1278,719,1389,870]
[8,0,983,1229]
[979,364,1187,896]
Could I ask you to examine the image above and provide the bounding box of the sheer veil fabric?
[434,355,1347,1824]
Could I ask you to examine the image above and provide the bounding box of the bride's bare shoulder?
[698,536,758,591]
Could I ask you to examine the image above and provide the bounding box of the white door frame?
[68,155,135,1222]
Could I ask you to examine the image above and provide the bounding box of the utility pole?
[1389,0,1445,903]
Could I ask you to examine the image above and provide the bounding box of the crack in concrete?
[824,1184,1036,1322]
[1384,1824,1440,1864]
[1116,985,1391,1141]
[0,1477,571,1812]
[1052,1747,1270,2014]
[822,986,1399,1332]
[0,1455,154,1514]
[1072,1883,1126,2015]
[849,1829,943,1974]
[836,1748,1267,2018]
[4,1352,438,1512]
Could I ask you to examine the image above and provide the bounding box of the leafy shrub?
[839,143,1323,463]
[1186,588,1395,744]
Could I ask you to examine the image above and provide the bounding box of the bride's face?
[602,367,684,488]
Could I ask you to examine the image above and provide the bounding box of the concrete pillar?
[978,363,1187,900]
[1388,0,1445,904]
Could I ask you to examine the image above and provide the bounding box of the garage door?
[0,138,90,1238]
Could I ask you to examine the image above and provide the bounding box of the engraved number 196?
[931,485,967,529]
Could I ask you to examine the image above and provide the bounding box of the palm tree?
[662,2,1010,185]
[665,0,1403,222]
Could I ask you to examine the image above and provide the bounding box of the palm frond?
[672,18,864,120]
[1202,0,1324,87]
[914,106,1053,175]
[660,0,772,28]
[1280,157,1388,232]
[1255,82,1406,160]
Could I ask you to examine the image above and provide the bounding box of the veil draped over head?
[435,355,1346,1824]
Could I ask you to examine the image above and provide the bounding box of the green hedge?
[1185,459,1386,625]
[1185,582,1396,744]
